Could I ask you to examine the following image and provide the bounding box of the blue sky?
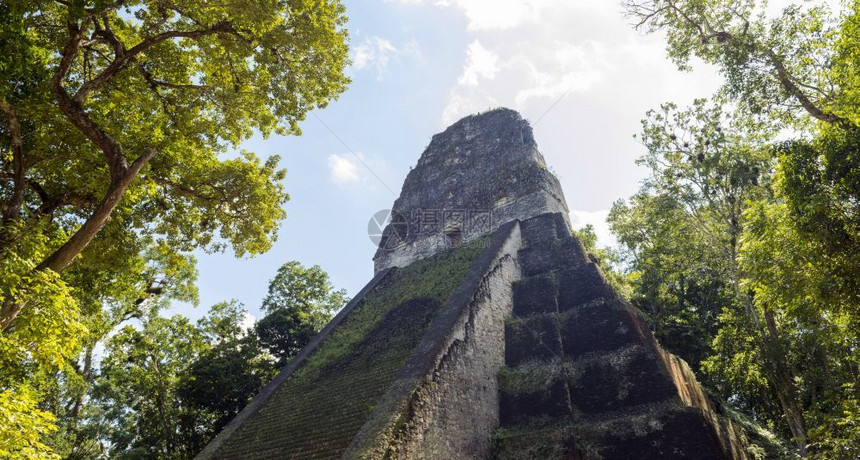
[169,0,763,323]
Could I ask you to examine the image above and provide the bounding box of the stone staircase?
[496,213,744,459]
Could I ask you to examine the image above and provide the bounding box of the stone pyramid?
[198,108,750,459]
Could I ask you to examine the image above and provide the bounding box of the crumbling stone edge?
[344,219,523,459]
[195,266,396,460]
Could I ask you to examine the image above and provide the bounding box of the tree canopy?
[613,0,859,456]
[1,1,349,457]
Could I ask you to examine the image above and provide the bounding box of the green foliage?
[176,301,273,453]
[176,336,270,449]
[735,176,859,456]
[1,0,350,455]
[608,99,770,373]
[261,261,347,320]
[0,224,88,459]
[618,1,860,455]
[93,315,207,459]
[256,308,320,367]
[0,386,59,460]
[81,261,347,458]
[256,261,348,366]
[831,3,860,126]
[623,0,851,129]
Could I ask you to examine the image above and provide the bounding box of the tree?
[175,301,272,451]
[93,314,206,459]
[618,2,859,455]
[609,98,772,369]
[137,263,348,455]
[736,198,859,456]
[623,0,854,130]
[1,0,348,330]
[607,98,831,452]
[0,1,349,454]
[0,386,59,459]
[256,261,348,366]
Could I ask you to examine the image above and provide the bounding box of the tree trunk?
[762,309,809,455]
[0,148,154,332]
[0,100,25,222]
[69,344,95,426]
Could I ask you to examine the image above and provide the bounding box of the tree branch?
[52,20,131,182]
[38,148,156,273]
[761,47,850,128]
[0,100,25,221]
[73,20,236,103]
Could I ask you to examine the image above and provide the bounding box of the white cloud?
[441,37,611,126]
[391,0,726,214]
[351,36,424,79]
[327,153,388,187]
[328,153,363,184]
[388,0,614,30]
[514,41,609,104]
[388,0,624,127]
[458,40,499,86]
[450,0,535,30]
[441,90,501,126]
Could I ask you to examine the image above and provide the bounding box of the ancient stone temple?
[198,109,751,459]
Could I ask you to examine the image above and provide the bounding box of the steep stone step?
[499,214,742,459]
[518,238,589,276]
[519,212,562,247]
[512,273,559,317]
[494,423,581,460]
[504,313,563,366]
[565,346,680,417]
[558,297,652,357]
[498,359,572,427]
[556,262,618,310]
[574,406,732,460]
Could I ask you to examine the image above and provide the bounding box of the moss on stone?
[494,424,583,460]
[498,360,564,396]
[213,238,487,459]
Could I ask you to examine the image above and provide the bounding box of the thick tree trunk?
[37,149,155,273]
[0,148,154,332]
[762,309,809,455]
[731,251,808,454]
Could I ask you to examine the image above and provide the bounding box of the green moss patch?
[498,360,564,396]
[213,239,487,459]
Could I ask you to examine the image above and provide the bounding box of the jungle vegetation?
[610,0,859,457]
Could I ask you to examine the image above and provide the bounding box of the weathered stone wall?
[373,108,569,273]
[346,221,522,459]
[496,212,749,460]
[394,224,522,458]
